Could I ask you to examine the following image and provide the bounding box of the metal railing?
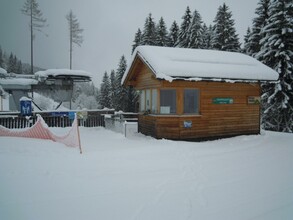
[104,112,138,134]
[0,109,115,129]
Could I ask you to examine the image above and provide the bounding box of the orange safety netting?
[0,115,82,153]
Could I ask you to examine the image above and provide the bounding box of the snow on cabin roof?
[122,46,279,84]
[35,69,92,81]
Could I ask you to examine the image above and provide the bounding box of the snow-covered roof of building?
[0,78,38,86]
[0,67,8,77]
[0,67,7,74]
[122,46,279,84]
[35,69,92,81]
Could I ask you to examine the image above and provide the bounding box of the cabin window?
[139,89,157,113]
[145,89,151,111]
[139,90,145,112]
[160,89,176,114]
[151,89,158,113]
[184,89,199,114]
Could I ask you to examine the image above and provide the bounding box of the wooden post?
[75,114,82,154]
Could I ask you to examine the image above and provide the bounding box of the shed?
[122,46,279,140]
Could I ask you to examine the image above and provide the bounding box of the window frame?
[151,89,158,113]
[139,90,145,112]
[159,89,177,114]
[183,88,200,114]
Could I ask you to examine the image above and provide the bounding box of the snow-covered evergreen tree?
[248,0,270,57]
[7,53,16,73]
[73,93,99,110]
[156,17,169,46]
[115,56,128,111]
[13,55,18,73]
[243,27,252,54]
[257,0,293,132]
[99,71,111,109]
[141,14,157,46]
[16,60,23,74]
[132,28,142,54]
[176,6,192,48]
[187,9,203,48]
[110,69,116,109]
[201,24,214,49]
[212,3,241,52]
[114,55,138,112]
[168,21,179,47]
[71,82,99,110]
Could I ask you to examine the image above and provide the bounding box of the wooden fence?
[0,110,115,129]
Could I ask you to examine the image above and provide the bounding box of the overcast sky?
[0,0,258,86]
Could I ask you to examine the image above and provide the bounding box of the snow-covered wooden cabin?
[122,46,278,140]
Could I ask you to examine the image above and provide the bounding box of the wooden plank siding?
[127,56,261,140]
[138,80,260,140]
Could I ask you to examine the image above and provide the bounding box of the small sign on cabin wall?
[184,121,192,128]
[247,96,261,104]
[212,97,234,104]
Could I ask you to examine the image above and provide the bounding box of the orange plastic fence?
[0,115,82,153]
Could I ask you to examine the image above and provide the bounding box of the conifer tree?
[7,53,15,73]
[13,55,18,73]
[141,14,157,46]
[21,0,47,74]
[156,17,169,46]
[156,17,170,47]
[212,3,241,52]
[110,69,116,108]
[248,0,270,57]
[187,9,203,48]
[201,24,214,49]
[243,27,252,54]
[257,0,293,132]
[17,60,23,74]
[168,21,179,47]
[99,71,111,109]
[115,55,128,111]
[176,6,192,48]
[132,28,142,54]
[114,55,138,112]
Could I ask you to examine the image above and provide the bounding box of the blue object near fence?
[68,112,75,120]
[20,99,32,116]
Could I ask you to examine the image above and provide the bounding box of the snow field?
[0,127,293,220]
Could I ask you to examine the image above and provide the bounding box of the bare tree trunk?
[30,1,33,74]
[70,29,72,69]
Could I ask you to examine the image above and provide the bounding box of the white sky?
[0,0,257,86]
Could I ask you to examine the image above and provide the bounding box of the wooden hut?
[122,46,278,140]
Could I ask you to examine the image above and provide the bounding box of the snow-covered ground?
[0,127,293,220]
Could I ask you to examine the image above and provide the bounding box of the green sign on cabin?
[212,97,234,104]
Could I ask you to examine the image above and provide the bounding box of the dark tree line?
[98,56,138,112]
[0,46,23,74]
[131,3,240,53]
